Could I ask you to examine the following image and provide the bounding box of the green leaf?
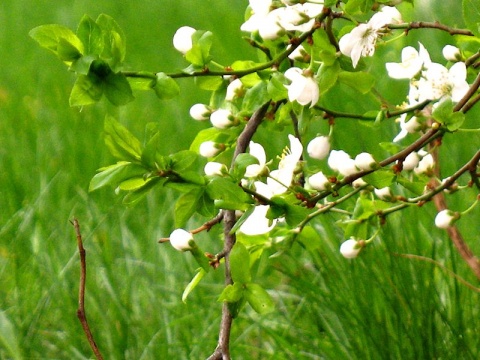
[313,29,337,66]
[76,14,104,55]
[206,177,252,207]
[69,73,103,106]
[231,60,262,87]
[218,282,245,303]
[153,73,180,99]
[362,169,395,188]
[104,115,142,161]
[432,98,465,131]
[284,203,310,227]
[29,24,84,59]
[182,268,206,303]
[104,72,134,106]
[245,283,275,314]
[89,161,147,192]
[232,153,259,180]
[338,71,375,94]
[96,14,126,69]
[194,76,224,91]
[230,242,251,284]
[171,150,201,172]
[267,72,288,101]
[297,225,322,251]
[122,177,163,205]
[57,38,83,61]
[185,30,213,66]
[318,62,340,95]
[175,187,204,228]
[463,0,480,37]
[242,81,269,113]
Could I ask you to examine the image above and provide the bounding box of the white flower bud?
[189,103,211,121]
[204,162,227,176]
[354,152,376,171]
[308,171,329,191]
[225,79,244,101]
[442,45,461,62]
[414,153,435,175]
[340,238,361,259]
[352,178,367,188]
[210,109,234,129]
[307,136,330,160]
[374,187,393,201]
[402,152,420,171]
[173,26,196,54]
[169,229,193,251]
[328,150,351,173]
[435,209,458,229]
[199,141,221,158]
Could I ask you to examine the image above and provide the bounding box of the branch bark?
[208,101,270,360]
[72,219,104,360]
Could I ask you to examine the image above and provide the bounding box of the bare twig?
[389,21,474,36]
[430,148,480,281]
[208,101,271,360]
[71,219,104,360]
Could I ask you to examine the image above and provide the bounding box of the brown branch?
[71,219,104,360]
[389,21,474,36]
[208,101,271,360]
[430,148,480,280]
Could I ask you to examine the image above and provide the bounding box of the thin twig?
[71,219,104,360]
[389,21,474,36]
[208,101,271,360]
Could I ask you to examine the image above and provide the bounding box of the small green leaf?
[194,76,224,91]
[230,242,251,284]
[318,62,340,95]
[432,98,465,131]
[175,187,204,228]
[218,282,245,303]
[153,72,180,99]
[69,73,103,106]
[96,14,126,68]
[297,226,322,251]
[242,81,269,113]
[104,72,134,106]
[122,177,163,205]
[267,72,288,101]
[313,29,337,66]
[206,177,252,206]
[57,38,83,61]
[284,203,310,227]
[182,268,207,303]
[362,169,395,188]
[77,14,104,55]
[29,24,84,58]
[245,283,275,314]
[185,30,213,66]
[104,115,142,161]
[463,0,480,37]
[338,71,375,94]
[171,150,201,172]
[89,161,147,192]
[231,60,262,87]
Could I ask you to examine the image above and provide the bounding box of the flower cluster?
[240,0,324,40]
[386,43,469,142]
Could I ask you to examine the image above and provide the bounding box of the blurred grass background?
[1,0,480,359]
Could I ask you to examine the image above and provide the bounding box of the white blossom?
[354,152,376,171]
[340,238,362,259]
[374,187,393,201]
[393,115,422,142]
[284,67,319,107]
[225,79,244,101]
[239,205,276,235]
[442,45,461,62]
[402,152,420,171]
[173,26,196,54]
[245,141,267,178]
[189,103,211,121]
[210,109,235,129]
[414,153,434,175]
[204,162,227,176]
[307,136,330,160]
[434,209,458,229]
[308,171,330,191]
[328,150,356,176]
[169,229,193,251]
[199,141,221,158]
[386,45,425,79]
[241,0,273,33]
[417,62,469,102]
[339,6,402,68]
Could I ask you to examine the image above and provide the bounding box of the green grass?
[1,0,480,359]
